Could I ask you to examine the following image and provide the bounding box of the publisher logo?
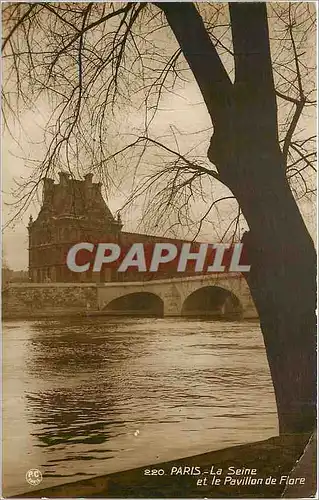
[26,468,43,486]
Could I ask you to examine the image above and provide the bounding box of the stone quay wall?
[2,283,98,319]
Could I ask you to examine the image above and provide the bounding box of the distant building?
[28,172,204,283]
[2,266,13,287]
[2,267,29,287]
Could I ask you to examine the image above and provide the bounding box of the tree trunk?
[208,85,317,433]
[158,2,317,434]
[243,222,316,434]
[207,83,317,434]
[206,6,317,433]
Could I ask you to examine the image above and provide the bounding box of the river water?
[2,317,278,496]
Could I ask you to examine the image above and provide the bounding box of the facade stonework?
[28,172,122,283]
[2,276,258,319]
[2,283,97,317]
[28,172,203,283]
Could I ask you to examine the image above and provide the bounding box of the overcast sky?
[3,80,232,270]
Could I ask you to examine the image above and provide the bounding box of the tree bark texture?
[158,1,317,434]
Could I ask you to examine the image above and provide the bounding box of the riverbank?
[2,309,155,320]
[15,433,316,498]
[2,310,259,321]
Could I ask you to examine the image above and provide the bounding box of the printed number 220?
[144,469,165,475]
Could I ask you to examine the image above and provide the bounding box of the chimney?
[84,173,93,183]
[58,171,70,186]
[42,177,54,203]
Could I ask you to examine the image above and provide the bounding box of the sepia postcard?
[1,1,317,499]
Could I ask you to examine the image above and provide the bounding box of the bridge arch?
[181,286,243,319]
[103,292,164,317]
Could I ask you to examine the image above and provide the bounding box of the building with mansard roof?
[28,172,123,282]
[28,172,204,283]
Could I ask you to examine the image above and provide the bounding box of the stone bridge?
[2,273,258,319]
[97,273,258,319]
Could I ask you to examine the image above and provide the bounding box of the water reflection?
[3,318,278,496]
[26,389,119,448]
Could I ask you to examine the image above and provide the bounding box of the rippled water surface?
[2,317,278,496]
